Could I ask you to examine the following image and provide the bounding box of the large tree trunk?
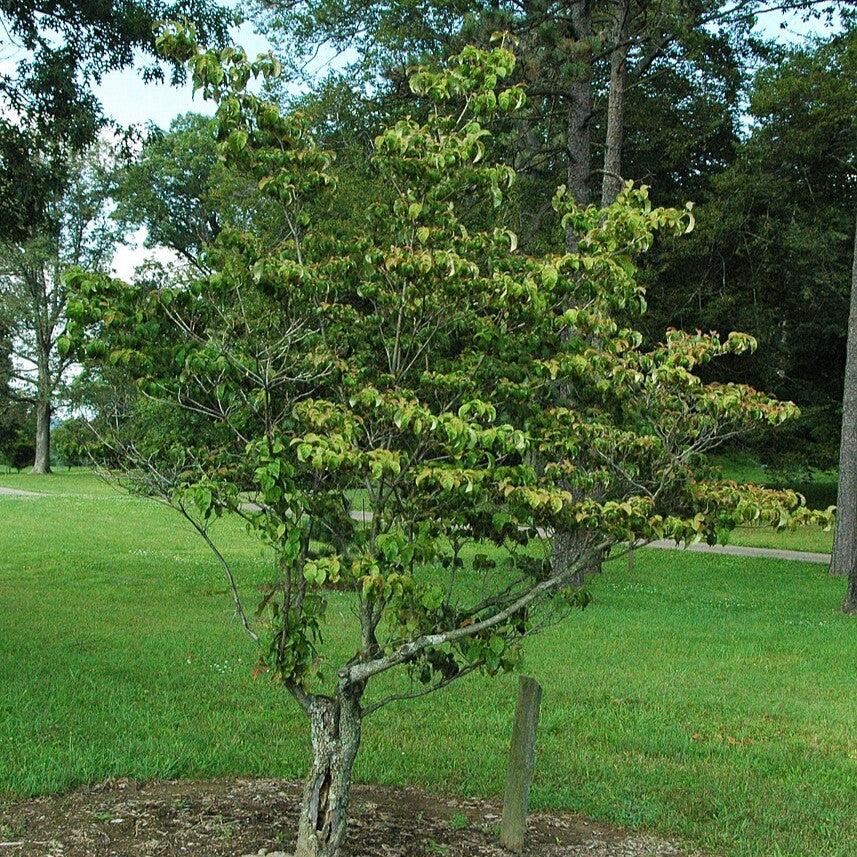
[565,0,592,252]
[32,398,51,474]
[294,689,363,857]
[601,0,631,206]
[554,1,598,578]
[832,213,857,614]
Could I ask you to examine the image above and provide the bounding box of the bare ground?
[0,778,699,857]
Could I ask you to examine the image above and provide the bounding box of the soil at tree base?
[0,778,699,856]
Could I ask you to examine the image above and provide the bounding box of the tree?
[643,28,857,468]
[0,146,119,472]
[115,113,226,267]
[0,323,34,471]
[52,416,99,468]
[0,0,233,242]
[831,213,857,606]
[255,0,843,219]
[68,30,826,857]
[256,0,849,582]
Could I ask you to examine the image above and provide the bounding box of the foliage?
[52,417,99,467]
[66,28,830,855]
[0,0,233,241]
[252,2,854,472]
[115,113,231,266]
[0,404,35,471]
[0,322,35,471]
[0,144,121,470]
[644,27,857,468]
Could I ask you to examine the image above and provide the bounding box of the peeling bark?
[294,689,363,857]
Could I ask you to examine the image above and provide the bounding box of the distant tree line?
[0,2,854,478]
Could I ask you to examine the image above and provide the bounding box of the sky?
[93,20,275,131]
[94,10,835,133]
[98,9,837,278]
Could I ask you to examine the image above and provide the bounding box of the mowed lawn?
[712,453,836,553]
[1,472,855,857]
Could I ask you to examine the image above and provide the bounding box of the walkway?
[3,487,831,564]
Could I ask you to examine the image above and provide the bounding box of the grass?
[1,470,856,857]
[709,453,836,554]
[724,524,832,553]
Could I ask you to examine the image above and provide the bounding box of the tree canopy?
[66,26,827,857]
[644,27,857,466]
[0,0,232,240]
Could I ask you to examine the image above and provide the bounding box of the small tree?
[53,416,102,468]
[67,28,827,857]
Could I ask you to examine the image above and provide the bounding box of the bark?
[601,0,631,207]
[554,1,599,577]
[565,0,593,252]
[833,213,857,616]
[845,574,857,615]
[294,689,363,857]
[32,398,51,474]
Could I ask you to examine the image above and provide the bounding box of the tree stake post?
[500,674,543,852]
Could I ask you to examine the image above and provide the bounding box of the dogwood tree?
[65,27,827,857]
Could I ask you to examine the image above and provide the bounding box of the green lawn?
[725,523,832,553]
[709,453,836,554]
[1,471,855,857]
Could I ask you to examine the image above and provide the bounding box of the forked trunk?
[32,399,51,474]
[294,690,363,857]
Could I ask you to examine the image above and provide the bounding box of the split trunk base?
[293,691,362,857]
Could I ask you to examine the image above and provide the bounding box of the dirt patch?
[0,778,698,857]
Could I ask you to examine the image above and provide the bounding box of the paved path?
[645,539,829,565]
[7,491,831,564]
[0,485,43,498]
[350,509,830,564]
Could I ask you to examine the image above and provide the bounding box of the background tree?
[68,30,826,857]
[0,0,232,242]
[115,113,226,268]
[255,0,852,584]
[52,416,99,468]
[831,213,857,606]
[0,146,120,472]
[0,322,35,471]
[253,0,843,221]
[644,27,857,469]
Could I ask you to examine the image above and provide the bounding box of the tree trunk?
[601,0,630,206]
[845,574,857,615]
[294,689,363,857]
[554,2,599,578]
[565,0,592,252]
[832,212,857,615]
[32,398,51,474]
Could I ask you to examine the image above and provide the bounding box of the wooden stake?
[500,675,542,852]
